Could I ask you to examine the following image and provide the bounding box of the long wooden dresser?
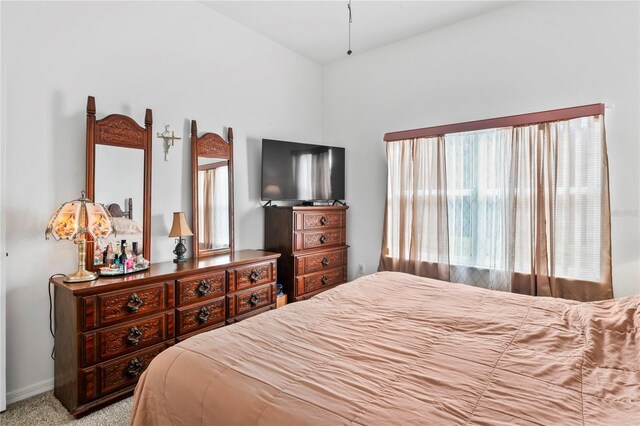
[51,249,279,418]
[265,205,348,302]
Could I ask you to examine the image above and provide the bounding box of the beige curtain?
[378,136,450,280]
[379,115,613,302]
[200,167,230,250]
[202,169,215,249]
[510,115,612,301]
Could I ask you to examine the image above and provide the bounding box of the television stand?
[332,200,347,206]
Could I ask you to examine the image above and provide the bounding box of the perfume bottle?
[106,243,115,266]
[114,245,121,266]
[94,241,103,265]
[119,240,128,269]
[114,250,123,272]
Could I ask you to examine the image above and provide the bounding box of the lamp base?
[64,237,99,283]
[173,238,188,263]
[64,269,99,283]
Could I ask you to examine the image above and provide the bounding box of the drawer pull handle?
[127,326,143,346]
[249,270,260,283]
[319,234,327,244]
[320,216,328,225]
[321,276,329,286]
[321,256,330,267]
[197,280,211,296]
[126,358,144,377]
[126,294,144,313]
[198,306,210,323]
[249,293,260,306]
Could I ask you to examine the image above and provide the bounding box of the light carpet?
[0,391,131,426]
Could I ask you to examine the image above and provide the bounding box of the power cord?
[48,274,65,360]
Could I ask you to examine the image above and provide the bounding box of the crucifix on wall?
[157,125,182,161]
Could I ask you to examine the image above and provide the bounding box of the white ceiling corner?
[200,1,517,65]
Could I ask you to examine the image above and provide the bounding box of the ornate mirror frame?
[191,120,234,258]
[85,96,153,268]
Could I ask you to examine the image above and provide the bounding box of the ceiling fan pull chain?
[347,0,353,56]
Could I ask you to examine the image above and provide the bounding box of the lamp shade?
[168,212,193,237]
[45,191,112,241]
[45,191,113,283]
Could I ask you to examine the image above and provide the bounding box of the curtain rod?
[383,103,605,142]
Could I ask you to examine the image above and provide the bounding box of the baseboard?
[6,377,54,405]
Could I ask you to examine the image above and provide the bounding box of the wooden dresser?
[51,249,279,418]
[265,206,348,302]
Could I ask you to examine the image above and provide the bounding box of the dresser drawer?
[79,341,172,403]
[175,322,225,343]
[229,261,275,292]
[176,271,226,307]
[295,247,347,275]
[82,282,174,330]
[294,210,345,231]
[227,283,274,318]
[176,297,225,336]
[226,304,274,325]
[296,267,346,296]
[294,229,345,252]
[81,311,174,367]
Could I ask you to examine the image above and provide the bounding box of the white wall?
[1,1,321,398]
[323,1,640,296]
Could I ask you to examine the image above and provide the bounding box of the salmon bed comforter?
[130,271,640,425]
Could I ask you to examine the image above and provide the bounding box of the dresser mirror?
[85,96,152,269]
[191,120,234,257]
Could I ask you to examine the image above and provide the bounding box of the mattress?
[130,271,640,425]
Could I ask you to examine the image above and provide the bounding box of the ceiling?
[201,1,516,65]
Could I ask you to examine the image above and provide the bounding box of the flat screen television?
[261,139,345,201]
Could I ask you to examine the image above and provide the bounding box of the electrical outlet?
[357,264,365,275]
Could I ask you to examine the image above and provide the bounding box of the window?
[443,118,603,282]
[446,128,510,270]
[380,104,612,301]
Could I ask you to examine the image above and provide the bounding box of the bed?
[130,271,639,425]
